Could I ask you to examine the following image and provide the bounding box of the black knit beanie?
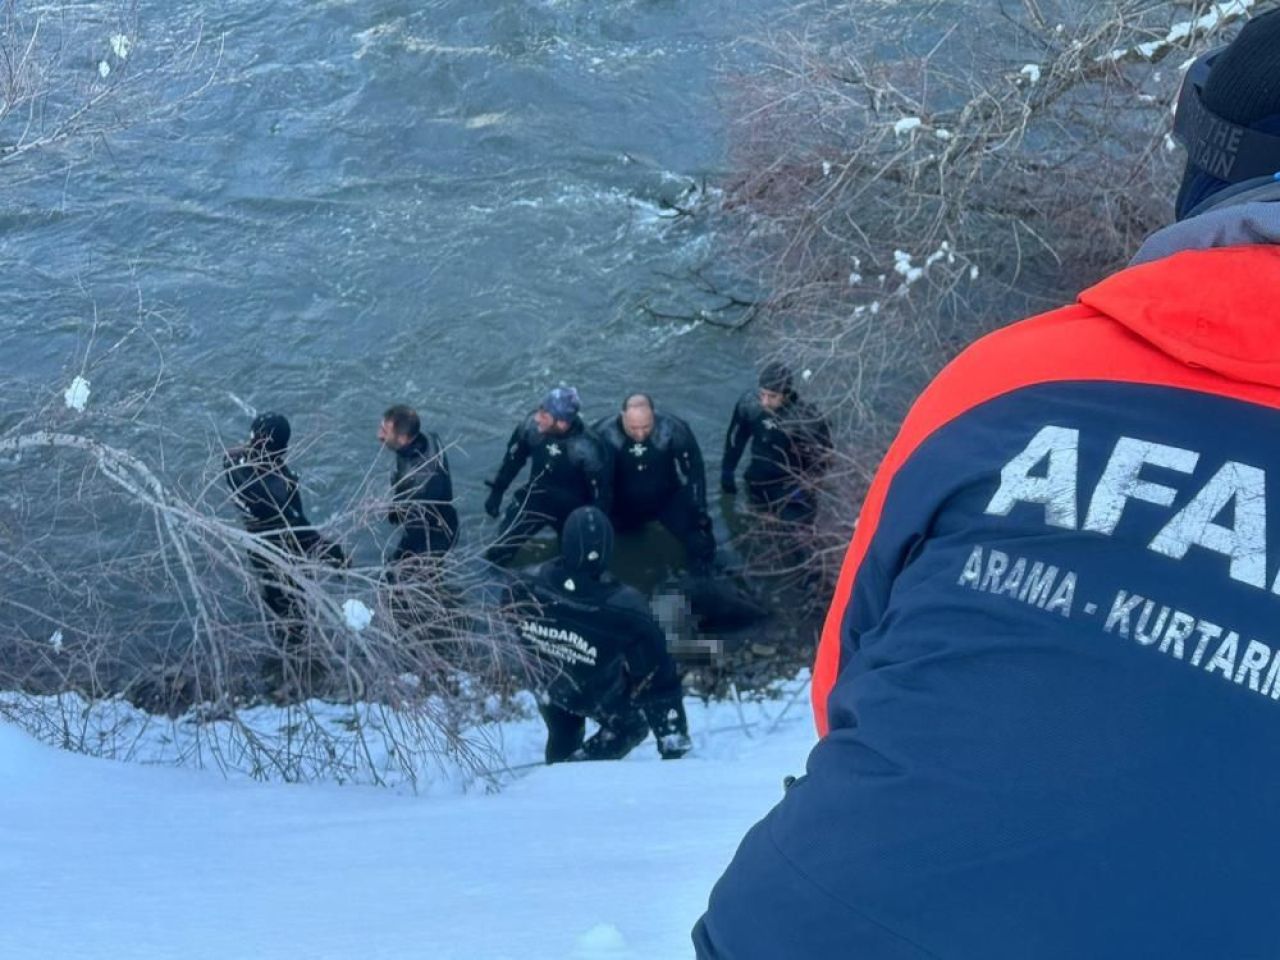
[1202,9,1280,126]
[1176,9,1280,218]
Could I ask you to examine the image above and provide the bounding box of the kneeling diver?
[514,506,692,764]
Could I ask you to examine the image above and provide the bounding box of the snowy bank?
[0,686,815,959]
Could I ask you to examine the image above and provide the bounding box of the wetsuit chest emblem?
[629,443,647,457]
[763,418,778,431]
[547,442,562,457]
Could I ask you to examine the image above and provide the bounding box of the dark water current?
[0,0,799,602]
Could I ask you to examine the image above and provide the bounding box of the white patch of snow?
[847,271,863,285]
[893,250,925,285]
[109,34,132,60]
[1020,64,1041,85]
[48,631,63,652]
[63,376,91,412]
[1105,0,1257,63]
[0,683,818,959]
[924,241,951,268]
[893,116,922,136]
[341,599,373,632]
[97,60,110,79]
[573,923,628,957]
[969,264,981,281]
[934,128,953,141]
[821,160,832,177]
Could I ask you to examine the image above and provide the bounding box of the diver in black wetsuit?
[513,506,692,764]
[484,386,611,566]
[721,363,832,529]
[224,412,345,688]
[377,404,458,568]
[593,393,715,575]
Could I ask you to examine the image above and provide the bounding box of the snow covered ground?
[0,682,815,960]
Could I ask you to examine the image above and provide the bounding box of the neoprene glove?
[720,468,737,495]
[483,480,503,519]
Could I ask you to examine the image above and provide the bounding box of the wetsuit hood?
[1079,244,1280,390]
[250,412,291,455]
[758,361,795,398]
[559,506,614,579]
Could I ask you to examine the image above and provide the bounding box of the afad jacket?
[696,244,1280,959]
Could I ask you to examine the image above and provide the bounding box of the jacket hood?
[559,506,613,579]
[1079,244,1280,389]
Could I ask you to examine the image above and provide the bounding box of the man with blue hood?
[696,12,1280,959]
[484,385,612,566]
[514,506,691,763]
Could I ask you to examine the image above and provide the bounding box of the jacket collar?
[1132,196,1280,266]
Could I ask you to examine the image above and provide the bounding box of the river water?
[0,0,834,670]
[0,0,802,567]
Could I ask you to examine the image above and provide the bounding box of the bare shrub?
[714,0,1269,580]
[0,291,542,787]
[0,416,550,787]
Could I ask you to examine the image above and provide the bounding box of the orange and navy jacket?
[696,242,1280,959]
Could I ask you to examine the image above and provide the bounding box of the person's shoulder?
[419,431,447,458]
[534,558,574,588]
[223,444,251,470]
[504,565,549,609]
[909,301,1105,424]
[590,414,624,447]
[571,422,608,454]
[879,301,1105,464]
[511,415,539,444]
[661,412,695,442]
[606,582,654,619]
[735,389,760,416]
[789,397,825,422]
[259,467,293,502]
